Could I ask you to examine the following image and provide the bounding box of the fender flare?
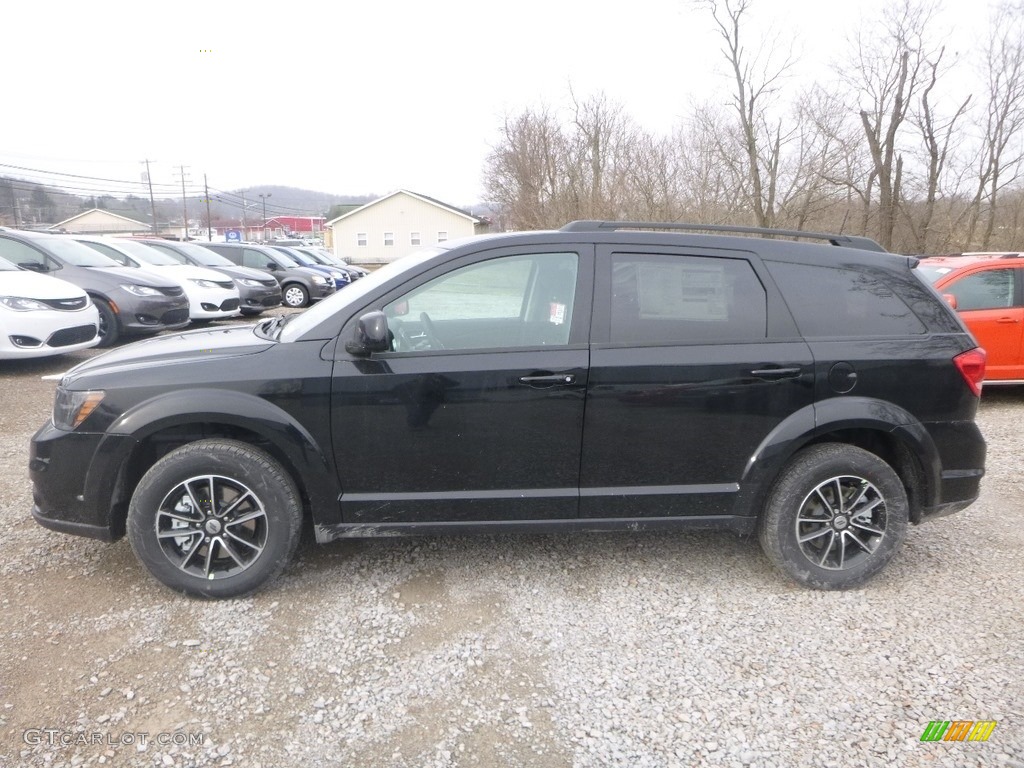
[84,388,340,532]
[734,397,941,518]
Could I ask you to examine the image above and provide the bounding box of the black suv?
[197,241,335,308]
[28,222,986,598]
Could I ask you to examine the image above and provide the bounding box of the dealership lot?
[0,321,1022,767]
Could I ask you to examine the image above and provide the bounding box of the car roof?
[918,253,1024,268]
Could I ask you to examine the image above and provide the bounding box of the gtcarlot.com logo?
[920,720,998,742]
[23,729,205,748]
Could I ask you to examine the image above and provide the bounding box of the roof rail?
[560,220,888,252]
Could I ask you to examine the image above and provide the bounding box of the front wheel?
[759,444,908,590]
[127,440,302,598]
[94,297,120,347]
[282,283,309,308]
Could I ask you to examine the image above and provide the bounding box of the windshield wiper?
[255,315,287,340]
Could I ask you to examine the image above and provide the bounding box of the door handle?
[749,367,802,379]
[519,374,576,385]
[996,317,1020,324]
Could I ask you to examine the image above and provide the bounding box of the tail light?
[953,348,986,397]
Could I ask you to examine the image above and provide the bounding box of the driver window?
[383,252,578,352]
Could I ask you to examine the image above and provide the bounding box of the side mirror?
[20,262,49,273]
[344,311,391,356]
[942,293,958,310]
[267,262,280,271]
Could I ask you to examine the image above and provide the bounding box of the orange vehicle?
[918,253,1024,384]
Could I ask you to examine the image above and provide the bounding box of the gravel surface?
[0,315,1021,767]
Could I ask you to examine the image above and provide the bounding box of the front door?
[331,247,592,523]
[943,266,1024,380]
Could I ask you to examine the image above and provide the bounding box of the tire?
[94,297,120,347]
[282,283,309,308]
[127,439,302,599]
[758,443,908,590]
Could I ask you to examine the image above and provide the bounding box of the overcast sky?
[2,0,988,212]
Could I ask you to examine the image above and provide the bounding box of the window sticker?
[636,262,727,320]
[549,302,567,325]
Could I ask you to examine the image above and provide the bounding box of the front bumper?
[119,294,191,336]
[238,284,283,314]
[29,422,138,541]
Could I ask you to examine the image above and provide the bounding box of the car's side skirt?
[314,515,757,543]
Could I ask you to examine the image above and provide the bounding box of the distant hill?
[0,176,375,228]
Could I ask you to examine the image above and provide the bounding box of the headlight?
[53,388,105,430]
[189,279,219,289]
[311,276,327,284]
[237,278,261,287]
[120,284,162,297]
[0,296,50,311]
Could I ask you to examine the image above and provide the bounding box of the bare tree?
[483,107,569,230]
[696,0,797,228]
[964,0,1024,248]
[839,0,944,249]
[906,46,972,252]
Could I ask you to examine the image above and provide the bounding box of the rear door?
[580,245,814,519]
[331,245,593,523]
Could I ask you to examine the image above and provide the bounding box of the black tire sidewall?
[760,444,909,590]
[127,440,301,598]
[94,298,119,347]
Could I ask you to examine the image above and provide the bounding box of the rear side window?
[610,254,766,344]
[768,261,926,337]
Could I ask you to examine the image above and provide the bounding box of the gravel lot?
[0,315,1021,768]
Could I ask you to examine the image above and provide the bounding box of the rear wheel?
[282,283,309,308]
[127,439,302,598]
[759,444,908,590]
[94,297,120,347]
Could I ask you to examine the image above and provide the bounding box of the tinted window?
[610,254,766,344]
[383,253,578,351]
[945,268,1015,310]
[769,261,926,336]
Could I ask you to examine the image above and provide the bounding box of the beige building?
[327,190,483,264]
[49,208,152,235]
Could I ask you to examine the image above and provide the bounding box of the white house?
[327,190,483,264]
[49,208,152,235]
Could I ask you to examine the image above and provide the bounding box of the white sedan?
[0,259,100,359]
[72,236,241,321]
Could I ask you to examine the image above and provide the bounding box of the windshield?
[111,240,181,266]
[272,250,299,267]
[280,248,442,342]
[175,242,235,266]
[277,247,316,266]
[298,248,330,265]
[916,265,951,284]
[41,236,122,267]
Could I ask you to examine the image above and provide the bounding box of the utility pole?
[240,189,248,237]
[142,159,158,234]
[204,174,213,241]
[259,193,271,241]
[175,165,191,240]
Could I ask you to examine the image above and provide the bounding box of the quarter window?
[768,261,927,336]
[945,269,1015,310]
[610,254,766,344]
[383,252,578,351]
